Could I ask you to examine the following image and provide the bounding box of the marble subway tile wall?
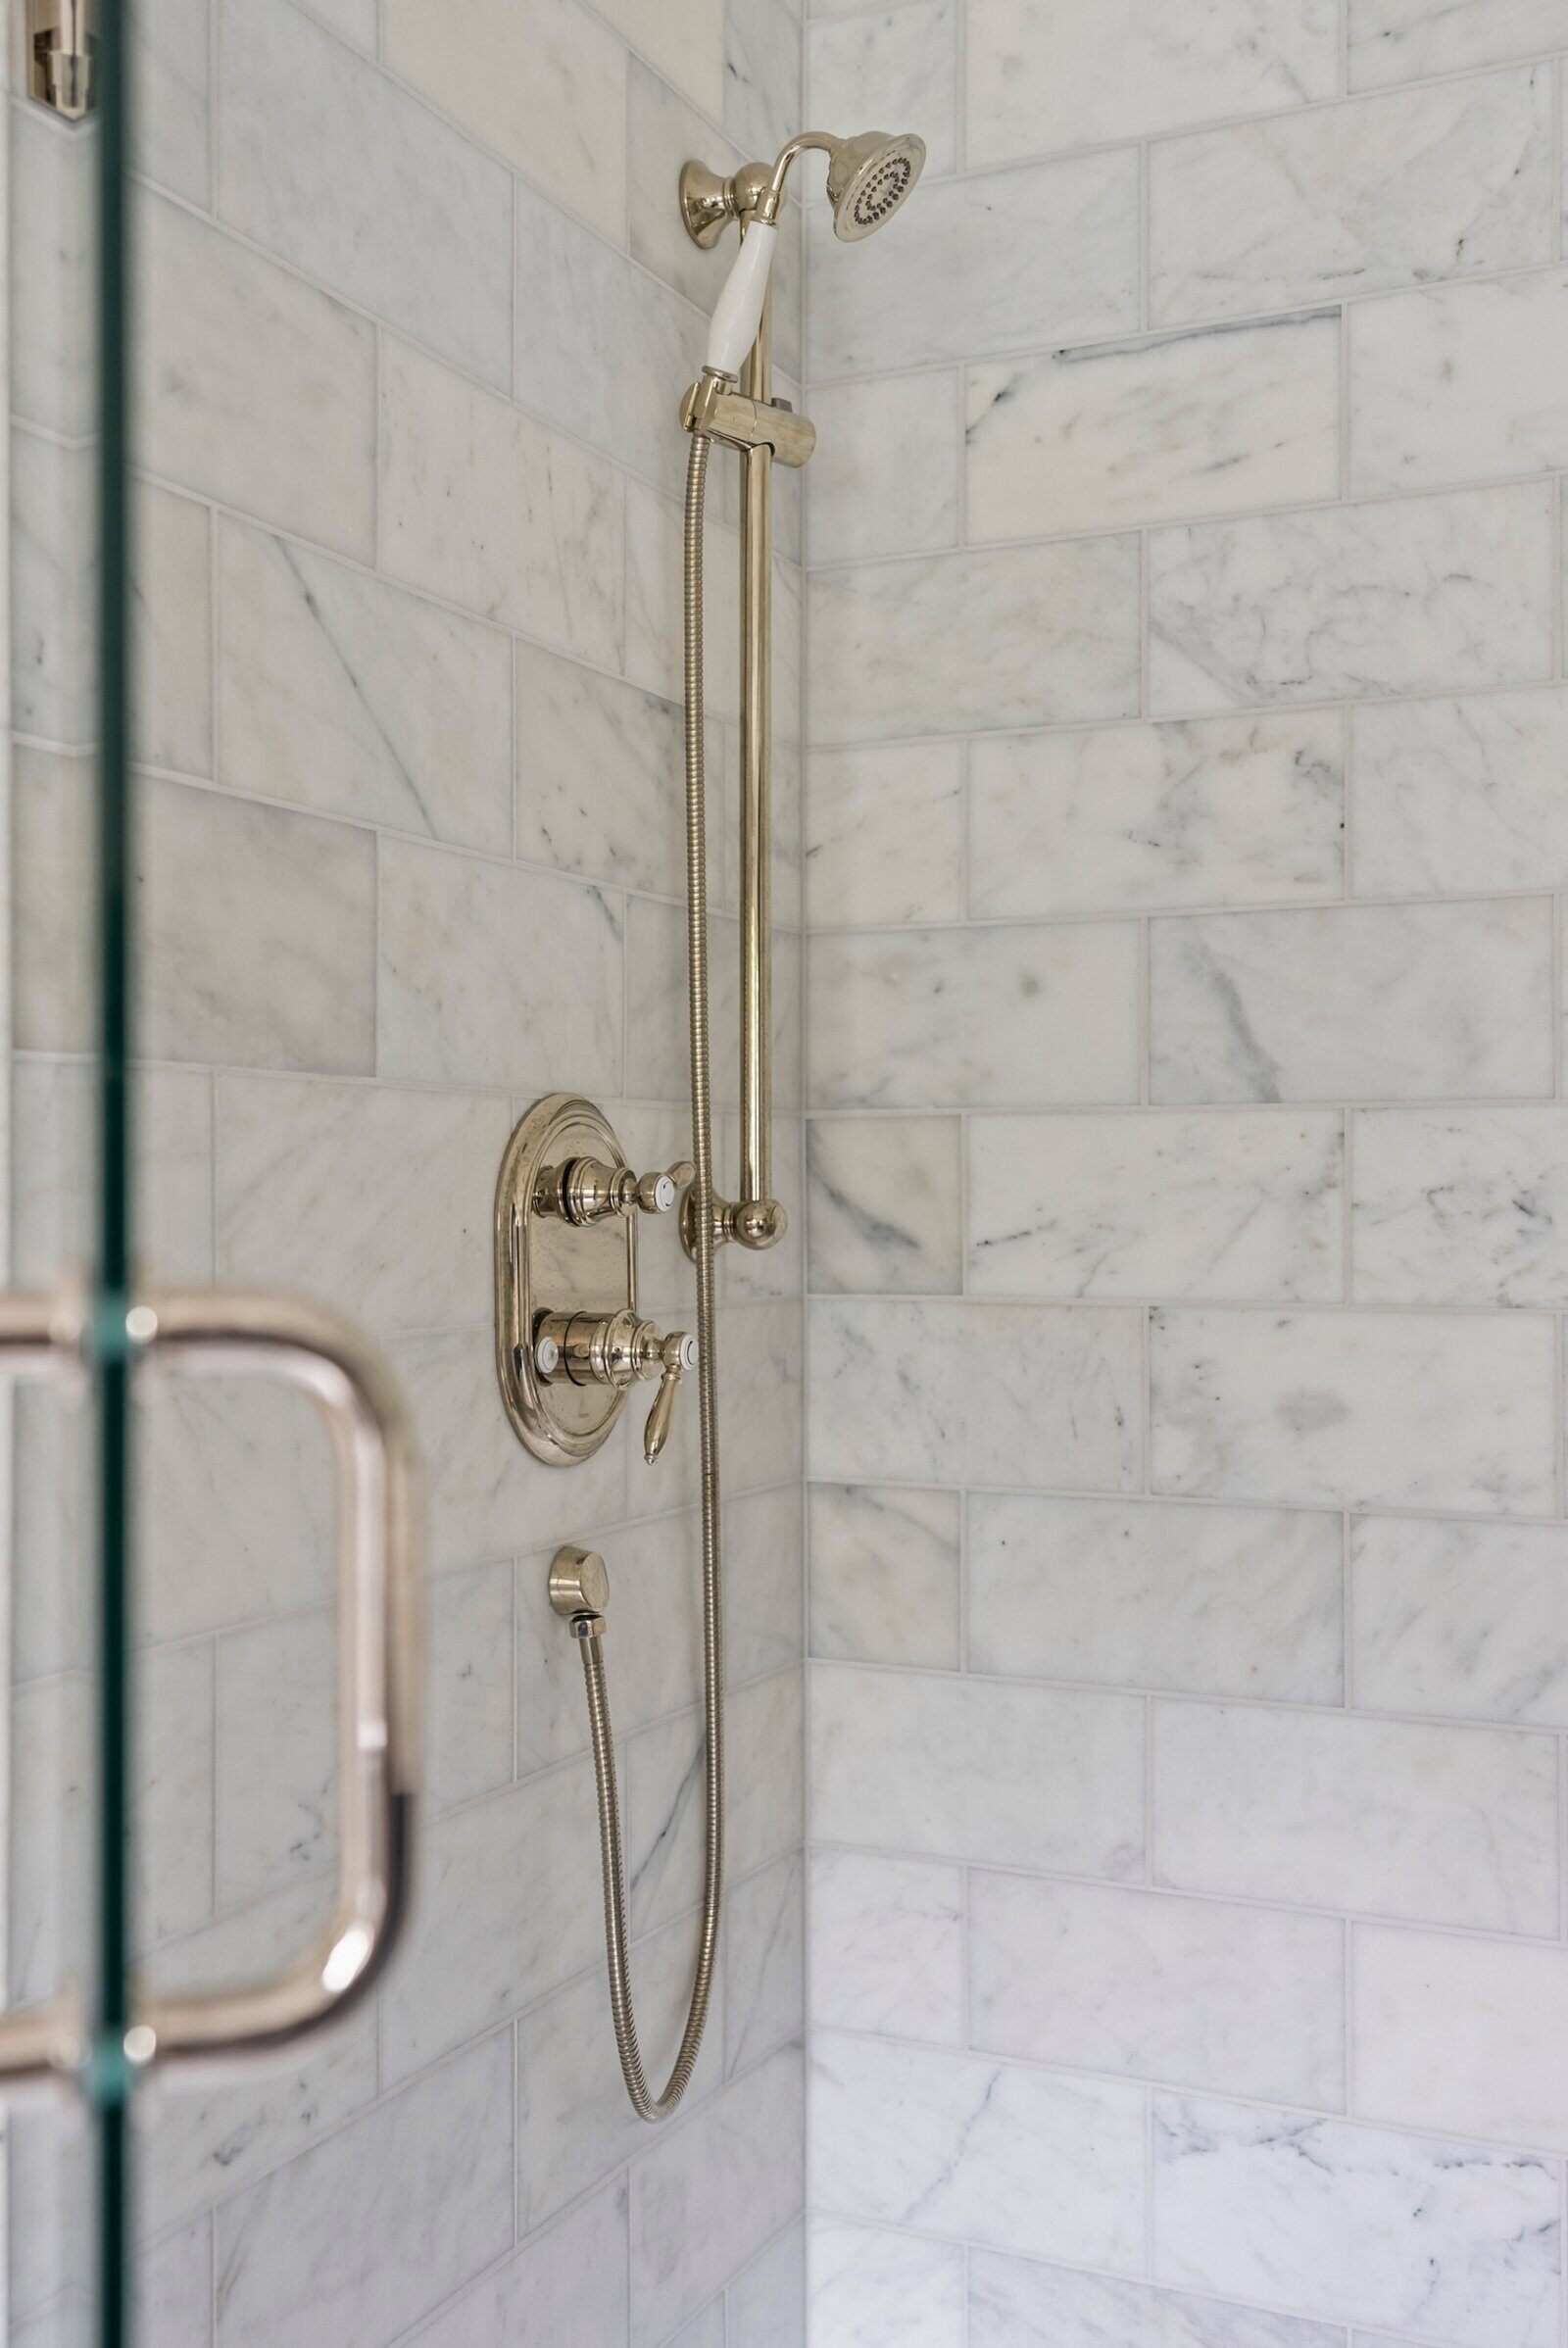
[804,0,1568,2341]
[9,2,807,2343]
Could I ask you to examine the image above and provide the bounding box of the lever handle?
[643,1330,698,1463]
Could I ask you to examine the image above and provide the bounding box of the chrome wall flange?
[494,1093,695,1469]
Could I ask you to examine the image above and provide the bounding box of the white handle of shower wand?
[705,220,778,376]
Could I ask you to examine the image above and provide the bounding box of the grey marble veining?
[725,1850,806,2078]
[810,2221,964,2347]
[1351,689,1568,897]
[811,2032,1145,2268]
[1348,0,1568,88]
[808,372,960,566]
[1352,1104,1568,1305]
[1350,269,1568,493]
[806,740,964,927]
[1150,900,1554,1104]
[811,1661,1145,1877]
[809,923,1141,1110]
[810,1296,1144,1492]
[808,151,1139,379]
[808,3,958,177]
[999,709,1341,921]
[218,520,513,852]
[1153,1699,1559,1931]
[970,1872,1347,2106]
[809,1481,962,1669]
[968,314,1340,540]
[427,1563,514,1812]
[968,2253,1347,2347]
[515,642,693,900]
[1151,1305,1557,1514]
[725,0,802,162]
[968,1109,1343,1300]
[215,1615,333,1911]
[219,0,514,386]
[811,535,1142,743]
[968,0,1338,162]
[726,2221,807,2347]
[1150,66,1555,325]
[1150,484,1555,712]
[1351,1514,1568,1727]
[12,105,95,438]
[967,1492,1344,1701]
[627,59,741,316]
[808,1117,962,1295]
[809,1849,964,2044]
[1152,2092,1561,2345]
[408,2180,630,2348]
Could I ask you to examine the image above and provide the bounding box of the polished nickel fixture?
[27,0,96,117]
[496,126,923,2124]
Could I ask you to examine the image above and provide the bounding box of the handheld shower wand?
[561,128,923,2128]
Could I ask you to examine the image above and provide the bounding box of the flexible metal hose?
[574,426,723,2122]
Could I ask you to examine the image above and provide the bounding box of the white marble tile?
[809,923,1140,1109]
[969,315,1340,541]
[970,1110,1343,1302]
[218,519,512,851]
[137,483,213,779]
[971,1872,1346,2107]
[136,1883,378,2234]
[628,2043,805,2347]
[808,4,957,178]
[378,1762,602,2083]
[968,0,1338,162]
[383,0,627,242]
[968,2253,1347,2347]
[808,1848,964,2043]
[134,0,210,204]
[809,1481,961,1669]
[139,2218,214,2348]
[808,371,959,567]
[11,106,95,437]
[408,2179,629,2348]
[1150,484,1555,712]
[427,1562,514,1811]
[13,430,91,747]
[727,1482,807,1684]
[13,1058,212,1291]
[808,1117,961,1295]
[214,2032,514,2348]
[132,1642,216,1952]
[215,1613,333,1910]
[811,2032,1145,2267]
[514,180,707,500]
[219,0,512,385]
[810,1297,1144,1491]
[1349,0,1568,87]
[1352,1105,1568,1305]
[1153,1700,1558,1931]
[968,1492,1344,1702]
[215,1074,508,1332]
[1351,270,1568,495]
[377,837,621,1095]
[1351,689,1568,897]
[378,337,623,668]
[812,1661,1144,1876]
[1354,1924,1568,2151]
[515,640,696,899]
[726,1849,806,2076]
[136,190,376,561]
[627,1670,804,1934]
[595,0,724,117]
[1150,901,1554,1104]
[628,61,743,314]
[725,0,802,161]
[805,742,964,928]
[810,2220,964,2348]
[727,2222,806,2348]
[300,0,377,46]
[1150,68,1555,326]
[1152,2091,1561,2346]
[808,152,1139,379]
[811,537,1141,743]
[514,1906,727,2233]
[1152,1306,1557,1514]
[624,473,740,711]
[1351,1515,1568,1727]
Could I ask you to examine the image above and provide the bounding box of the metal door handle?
[0,1285,422,2086]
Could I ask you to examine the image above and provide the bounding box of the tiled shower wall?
[7,2,806,2342]
[803,3,1568,2342]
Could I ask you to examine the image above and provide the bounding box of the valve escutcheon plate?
[495,1094,636,1466]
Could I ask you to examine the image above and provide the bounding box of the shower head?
[824,131,926,240]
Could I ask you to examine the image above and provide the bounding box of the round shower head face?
[826,131,926,241]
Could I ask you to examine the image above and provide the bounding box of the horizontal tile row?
[808,2037,1561,2344]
